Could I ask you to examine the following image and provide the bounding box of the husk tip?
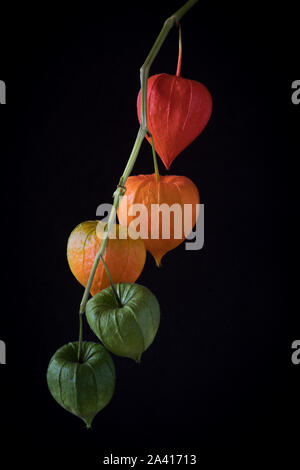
[134,354,142,364]
[84,418,93,430]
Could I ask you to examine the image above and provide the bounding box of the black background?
[0,0,299,465]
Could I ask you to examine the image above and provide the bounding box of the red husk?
[137,73,212,169]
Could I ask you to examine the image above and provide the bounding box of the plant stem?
[150,134,160,182]
[79,126,146,316]
[77,0,199,360]
[78,314,83,361]
[100,255,123,308]
[176,23,182,77]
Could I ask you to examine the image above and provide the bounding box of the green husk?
[47,341,115,428]
[86,283,160,362]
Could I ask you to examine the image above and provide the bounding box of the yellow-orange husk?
[67,221,146,296]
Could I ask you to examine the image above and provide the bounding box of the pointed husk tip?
[134,354,142,363]
[154,256,162,267]
[84,417,94,429]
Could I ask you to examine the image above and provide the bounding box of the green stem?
[150,134,160,182]
[78,314,83,361]
[100,255,122,308]
[77,0,199,360]
[79,126,146,316]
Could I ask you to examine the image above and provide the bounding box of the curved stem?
[150,134,160,182]
[77,0,199,360]
[79,126,146,316]
[100,255,123,308]
[176,23,182,77]
[78,314,83,361]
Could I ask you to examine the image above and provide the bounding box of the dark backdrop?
[0,0,298,465]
